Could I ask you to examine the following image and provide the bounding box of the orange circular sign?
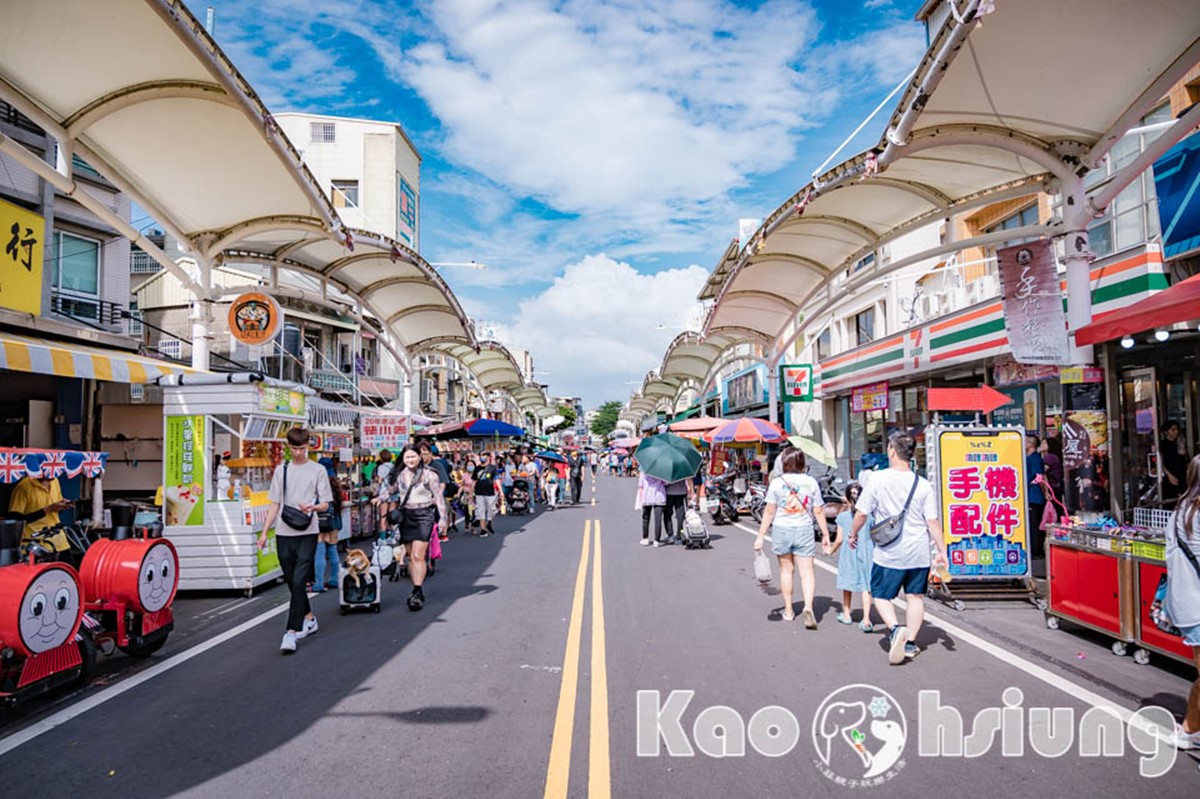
[227,292,282,346]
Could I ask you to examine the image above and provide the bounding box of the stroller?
[681,508,712,549]
[509,479,532,515]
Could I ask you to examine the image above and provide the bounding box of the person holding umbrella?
[634,433,703,547]
[637,470,668,546]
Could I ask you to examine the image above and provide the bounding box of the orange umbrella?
[703,417,786,444]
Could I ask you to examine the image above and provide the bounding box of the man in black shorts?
[472,453,501,536]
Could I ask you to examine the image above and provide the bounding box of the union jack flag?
[39,452,68,479]
[0,452,28,483]
[81,452,105,478]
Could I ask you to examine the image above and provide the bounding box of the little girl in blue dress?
[830,483,874,631]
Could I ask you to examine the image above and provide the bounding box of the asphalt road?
[1,473,1197,797]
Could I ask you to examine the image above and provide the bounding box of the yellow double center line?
[544,519,610,799]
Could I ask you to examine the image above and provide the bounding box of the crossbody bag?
[279,464,315,531]
[869,474,920,548]
[1150,511,1200,636]
[386,466,424,527]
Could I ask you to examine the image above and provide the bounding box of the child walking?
[830,483,875,632]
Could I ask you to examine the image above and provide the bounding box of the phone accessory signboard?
[929,427,1029,579]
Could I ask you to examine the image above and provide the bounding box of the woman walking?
[829,483,874,631]
[1166,454,1200,749]
[754,449,831,628]
[372,444,445,611]
[637,470,668,547]
[311,457,342,593]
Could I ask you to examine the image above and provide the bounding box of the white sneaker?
[640,538,651,546]
[280,631,297,653]
[887,626,909,665]
[652,541,662,548]
[297,616,318,639]
[1174,725,1200,750]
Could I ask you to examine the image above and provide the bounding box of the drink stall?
[160,374,313,595]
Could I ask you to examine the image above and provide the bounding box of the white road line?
[0,600,289,758]
[731,522,1161,732]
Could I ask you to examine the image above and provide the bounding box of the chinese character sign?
[165,415,205,526]
[998,240,1069,365]
[360,415,409,451]
[780,364,813,403]
[0,198,45,315]
[257,385,306,417]
[936,429,1028,579]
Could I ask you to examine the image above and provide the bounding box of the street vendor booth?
[307,397,358,540]
[160,373,312,595]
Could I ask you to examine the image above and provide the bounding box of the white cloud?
[380,0,826,220]
[490,254,709,406]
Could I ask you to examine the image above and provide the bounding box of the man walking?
[848,431,947,665]
[259,428,333,654]
[568,451,586,504]
[472,453,501,536]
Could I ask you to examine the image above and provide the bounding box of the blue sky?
[201,0,927,407]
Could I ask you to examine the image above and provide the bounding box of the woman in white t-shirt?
[755,448,832,628]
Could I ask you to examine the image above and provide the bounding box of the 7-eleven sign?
[780,364,813,402]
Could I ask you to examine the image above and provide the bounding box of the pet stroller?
[681,508,711,549]
[341,545,383,614]
[509,479,532,515]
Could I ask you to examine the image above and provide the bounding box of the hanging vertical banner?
[164,415,205,526]
[780,364,814,402]
[997,239,1070,365]
[933,427,1029,579]
[0,198,45,315]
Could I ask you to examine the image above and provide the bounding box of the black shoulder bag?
[869,474,920,547]
[386,467,423,527]
[279,464,314,531]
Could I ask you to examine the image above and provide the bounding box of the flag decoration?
[0,448,110,483]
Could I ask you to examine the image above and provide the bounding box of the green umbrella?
[788,435,837,468]
[634,433,703,483]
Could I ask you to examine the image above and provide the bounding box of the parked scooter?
[705,472,740,525]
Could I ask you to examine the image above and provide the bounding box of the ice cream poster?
[165,415,205,526]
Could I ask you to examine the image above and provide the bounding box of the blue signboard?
[1153,130,1200,260]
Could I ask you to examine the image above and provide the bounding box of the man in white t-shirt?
[849,431,947,665]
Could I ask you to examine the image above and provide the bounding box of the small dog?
[344,548,373,588]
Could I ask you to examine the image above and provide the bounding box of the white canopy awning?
[0,0,476,367]
[702,0,1200,352]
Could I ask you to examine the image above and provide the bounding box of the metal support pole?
[1060,176,1096,365]
[767,360,779,426]
[190,257,214,370]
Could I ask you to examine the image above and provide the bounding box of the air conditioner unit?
[968,275,999,306]
[921,293,947,319]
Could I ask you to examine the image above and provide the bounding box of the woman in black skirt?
[375,444,446,610]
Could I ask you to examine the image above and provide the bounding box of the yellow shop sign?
[0,198,45,315]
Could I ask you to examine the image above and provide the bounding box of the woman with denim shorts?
[754,448,831,628]
[1165,453,1200,750]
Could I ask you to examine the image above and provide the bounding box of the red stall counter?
[1047,537,1134,643]
[1134,559,1194,665]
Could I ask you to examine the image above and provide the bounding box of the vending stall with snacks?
[160,374,313,595]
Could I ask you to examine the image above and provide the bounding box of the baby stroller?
[509,479,531,515]
[681,508,712,549]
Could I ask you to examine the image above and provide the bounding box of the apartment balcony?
[307,369,400,400]
[50,290,128,334]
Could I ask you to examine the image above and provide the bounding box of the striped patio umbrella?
[704,418,786,444]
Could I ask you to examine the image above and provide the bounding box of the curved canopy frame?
[699,0,1200,360]
[0,0,477,373]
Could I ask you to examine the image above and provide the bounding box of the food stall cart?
[160,374,313,595]
[1045,509,1194,666]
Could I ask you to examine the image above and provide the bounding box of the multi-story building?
[274,113,421,251]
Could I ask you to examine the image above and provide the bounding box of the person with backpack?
[1165,454,1200,749]
[259,428,333,653]
[754,448,831,628]
[847,431,948,665]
